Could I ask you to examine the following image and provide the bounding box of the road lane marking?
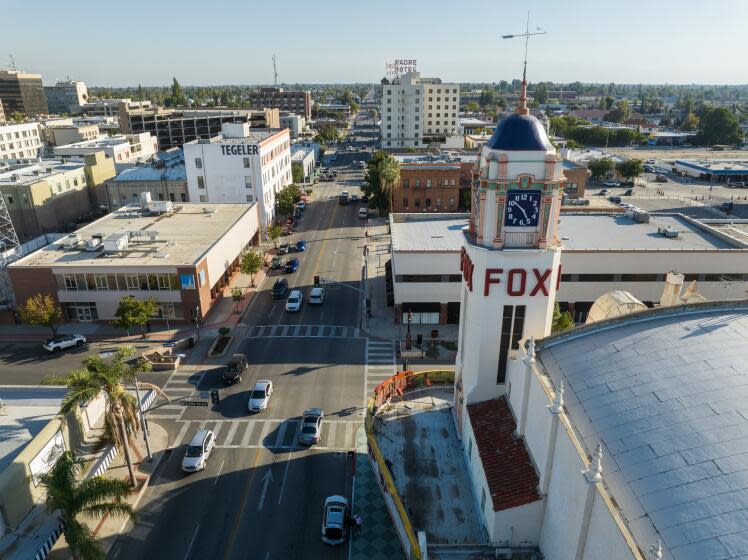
[213,460,224,486]
[222,444,265,560]
[257,469,274,510]
[184,524,200,560]
[223,421,239,446]
[277,449,293,504]
[173,422,190,448]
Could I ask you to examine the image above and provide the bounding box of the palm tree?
[378,156,400,214]
[39,450,135,560]
[42,346,164,487]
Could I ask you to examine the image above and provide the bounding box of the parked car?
[223,353,247,384]
[43,334,86,353]
[655,174,669,183]
[285,289,303,313]
[624,189,633,196]
[598,189,609,196]
[602,181,619,187]
[360,194,369,203]
[350,194,359,202]
[270,255,282,269]
[308,287,325,305]
[272,278,289,299]
[322,496,349,545]
[295,240,307,252]
[358,208,368,219]
[248,380,273,413]
[608,195,622,204]
[299,408,324,445]
[181,429,216,473]
[278,242,291,255]
[285,258,299,273]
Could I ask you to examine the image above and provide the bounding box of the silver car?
[299,408,324,445]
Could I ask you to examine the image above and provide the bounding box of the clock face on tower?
[505,190,541,227]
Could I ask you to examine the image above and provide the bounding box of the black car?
[272,278,289,299]
[624,189,633,196]
[278,243,291,255]
[360,194,369,203]
[223,353,248,384]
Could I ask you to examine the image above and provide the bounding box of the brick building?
[391,155,462,213]
[249,88,312,120]
[561,159,589,199]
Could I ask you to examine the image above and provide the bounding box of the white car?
[43,334,87,352]
[285,289,303,312]
[181,429,215,473]
[308,287,325,305]
[322,495,349,545]
[248,380,273,413]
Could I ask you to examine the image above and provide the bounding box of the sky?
[2,0,747,87]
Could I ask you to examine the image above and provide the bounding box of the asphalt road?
[0,340,161,386]
[112,149,372,560]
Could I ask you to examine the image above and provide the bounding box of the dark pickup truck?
[223,353,248,384]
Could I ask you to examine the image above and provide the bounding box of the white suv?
[181,429,216,473]
[43,334,87,353]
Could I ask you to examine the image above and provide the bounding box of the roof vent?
[63,233,81,248]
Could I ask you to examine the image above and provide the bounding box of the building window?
[180,193,187,202]
[246,195,254,202]
[402,198,408,208]
[436,198,442,208]
[425,198,431,208]
[94,274,108,290]
[126,274,139,290]
[197,176,205,189]
[199,195,207,202]
[64,274,77,290]
[426,179,431,188]
[6,196,12,204]
[415,179,420,188]
[158,193,164,201]
[451,179,456,186]
[169,193,175,202]
[157,274,172,290]
[415,198,421,208]
[194,157,202,169]
[243,157,250,168]
[245,176,252,189]
[449,197,455,209]
[402,179,409,189]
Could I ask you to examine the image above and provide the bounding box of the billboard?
[385,59,417,80]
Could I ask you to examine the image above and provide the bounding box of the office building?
[0,122,43,160]
[674,159,748,184]
[44,79,89,114]
[81,98,151,117]
[43,122,100,146]
[53,132,158,170]
[279,114,305,138]
[8,202,260,323]
[290,145,315,183]
[0,70,48,116]
[120,105,280,151]
[105,149,187,209]
[390,154,462,213]
[249,87,312,119]
[380,71,460,148]
[0,154,115,239]
[184,123,291,227]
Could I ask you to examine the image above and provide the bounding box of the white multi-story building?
[184,123,291,227]
[53,132,158,170]
[279,114,305,138]
[380,71,460,149]
[44,80,89,114]
[0,122,42,160]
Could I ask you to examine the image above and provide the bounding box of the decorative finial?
[516,66,529,116]
[550,380,564,414]
[524,337,536,365]
[648,539,663,560]
[500,12,546,117]
[584,443,603,484]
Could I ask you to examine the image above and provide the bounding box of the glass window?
[124,274,139,289]
[449,197,456,208]
[425,198,432,208]
[243,157,250,168]
[426,179,431,188]
[157,274,171,290]
[195,157,202,169]
[94,274,108,290]
[197,176,205,189]
[415,179,420,188]
[415,198,421,208]
[245,176,252,188]
[436,198,442,208]
[402,179,409,188]
[180,193,187,202]
[64,274,77,290]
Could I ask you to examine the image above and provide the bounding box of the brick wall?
[392,166,462,213]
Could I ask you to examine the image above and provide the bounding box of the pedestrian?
[354,514,363,534]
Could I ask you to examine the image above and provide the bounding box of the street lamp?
[133,379,153,462]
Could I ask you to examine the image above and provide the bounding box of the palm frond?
[75,476,133,514]
[60,385,102,415]
[41,374,72,386]
[82,502,135,522]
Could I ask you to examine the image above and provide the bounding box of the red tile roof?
[467,396,541,512]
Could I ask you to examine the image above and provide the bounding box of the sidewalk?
[46,421,170,559]
[350,426,405,560]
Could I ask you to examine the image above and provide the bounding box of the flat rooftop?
[390,213,741,253]
[676,159,748,173]
[0,387,65,472]
[390,213,469,252]
[11,202,255,268]
[0,160,84,186]
[188,129,281,146]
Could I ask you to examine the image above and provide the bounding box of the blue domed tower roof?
[485,113,553,151]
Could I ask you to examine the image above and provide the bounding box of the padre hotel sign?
[385,58,417,79]
[221,144,259,156]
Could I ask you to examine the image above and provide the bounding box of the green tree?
[533,83,549,105]
[587,158,614,180]
[240,250,264,287]
[479,88,495,108]
[362,151,400,214]
[696,107,744,146]
[267,224,282,249]
[291,162,304,183]
[9,110,25,122]
[42,346,156,487]
[18,293,63,336]
[166,77,187,107]
[605,100,631,123]
[136,84,145,101]
[465,101,480,113]
[39,451,135,560]
[616,159,644,184]
[551,302,574,333]
[112,296,156,338]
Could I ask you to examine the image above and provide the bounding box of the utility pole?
[8,54,16,70]
[272,55,279,87]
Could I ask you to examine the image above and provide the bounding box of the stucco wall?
[203,204,259,289]
[582,491,638,560]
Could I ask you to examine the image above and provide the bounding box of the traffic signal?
[210,389,219,404]
[314,275,320,287]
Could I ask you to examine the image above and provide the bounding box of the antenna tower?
[8,54,16,70]
[0,192,21,303]
[272,55,279,87]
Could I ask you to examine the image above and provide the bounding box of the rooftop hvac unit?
[147,200,173,214]
[63,233,81,248]
[84,237,102,251]
[103,234,129,253]
[633,210,650,223]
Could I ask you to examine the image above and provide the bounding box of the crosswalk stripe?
[173,422,191,448]
[241,422,255,447]
[223,422,239,446]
